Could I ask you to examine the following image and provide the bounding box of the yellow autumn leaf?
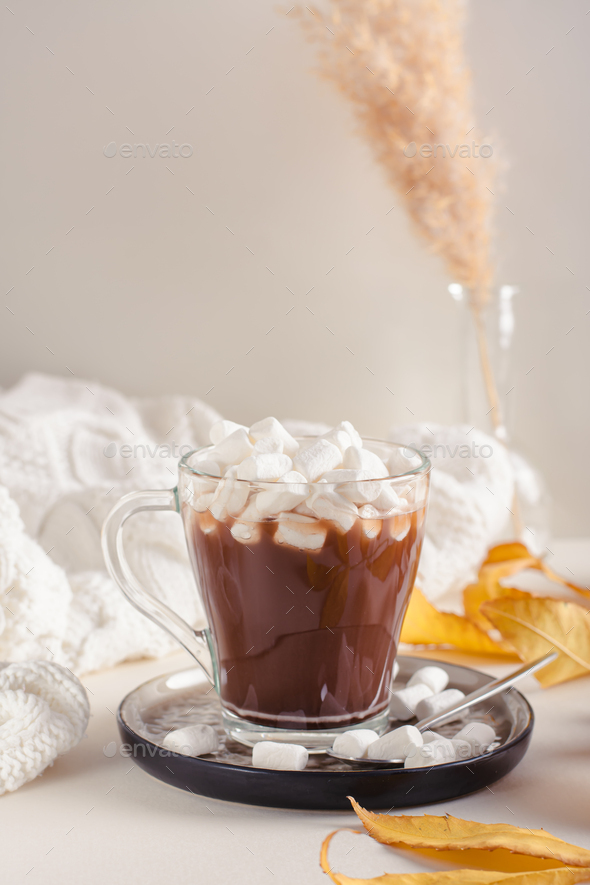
[480,544,590,602]
[463,582,532,632]
[484,543,532,564]
[349,800,590,867]
[320,829,590,885]
[400,587,512,656]
[481,596,590,686]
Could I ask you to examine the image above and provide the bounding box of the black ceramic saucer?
[117,655,533,811]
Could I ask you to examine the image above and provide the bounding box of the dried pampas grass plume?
[298,0,502,427]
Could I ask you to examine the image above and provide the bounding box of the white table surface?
[4,539,590,883]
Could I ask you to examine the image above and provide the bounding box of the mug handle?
[101,488,215,686]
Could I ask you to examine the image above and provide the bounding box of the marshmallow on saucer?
[404,737,456,768]
[162,725,219,757]
[332,729,379,759]
[366,725,423,761]
[252,741,308,771]
[451,738,473,760]
[407,666,449,695]
[389,684,433,721]
[454,722,496,754]
[422,730,445,743]
[414,689,466,720]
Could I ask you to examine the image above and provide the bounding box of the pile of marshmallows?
[159,665,497,771]
[331,664,498,770]
[188,417,412,546]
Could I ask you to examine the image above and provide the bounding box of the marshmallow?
[392,660,400,681]
[332,729,379,759]
[294,500,316,517]
[199,510,217,534]
[454,722,496,754]
[359,505,382,540]
[275,514,327,550]
[407,666,450,695]
[162,724,219,757]
[361,517,382,540]
[236,453,293,481]
[335,420,363,449]
[404,737,456,768]
[251,741,308,771]
[308,490,358,533]
[389,512,411,540]
[389,683,433,721]
[321,428,353,453]
[210,420,248,445]
[249,417,299,458]
[208,474,249,520]
[343,445,389,478]
[293,439,342,481]
[367,725,423,761]
[374,484,401,515]
[230,519,261,543]
[451,738,473,760]
[255,471,308,517]
[415,688,466,721]
[210,428,254,468]
[422,730,445,743]
[253,437,284,454]
[321,469,382,505]
[193,459,221,477]
[192,491,215,513]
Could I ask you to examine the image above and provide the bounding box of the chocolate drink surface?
[183,506,426,730]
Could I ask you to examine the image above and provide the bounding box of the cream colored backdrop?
[1,0,588,533]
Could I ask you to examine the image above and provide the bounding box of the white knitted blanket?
[0,373,514,675]
[0,661,89,794]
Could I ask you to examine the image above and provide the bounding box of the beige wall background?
[1,0,589,534]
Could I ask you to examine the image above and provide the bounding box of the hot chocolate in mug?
[102,438,430,743]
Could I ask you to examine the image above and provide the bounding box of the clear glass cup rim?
[179,437,431,484]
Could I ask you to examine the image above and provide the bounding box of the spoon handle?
[414,650,558,733]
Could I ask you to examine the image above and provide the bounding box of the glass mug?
[102,439,430,745]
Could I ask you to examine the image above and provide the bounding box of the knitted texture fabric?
[0,661,89,795]
[0,373,221,674]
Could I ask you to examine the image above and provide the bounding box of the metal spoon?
[325,650,558,766]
